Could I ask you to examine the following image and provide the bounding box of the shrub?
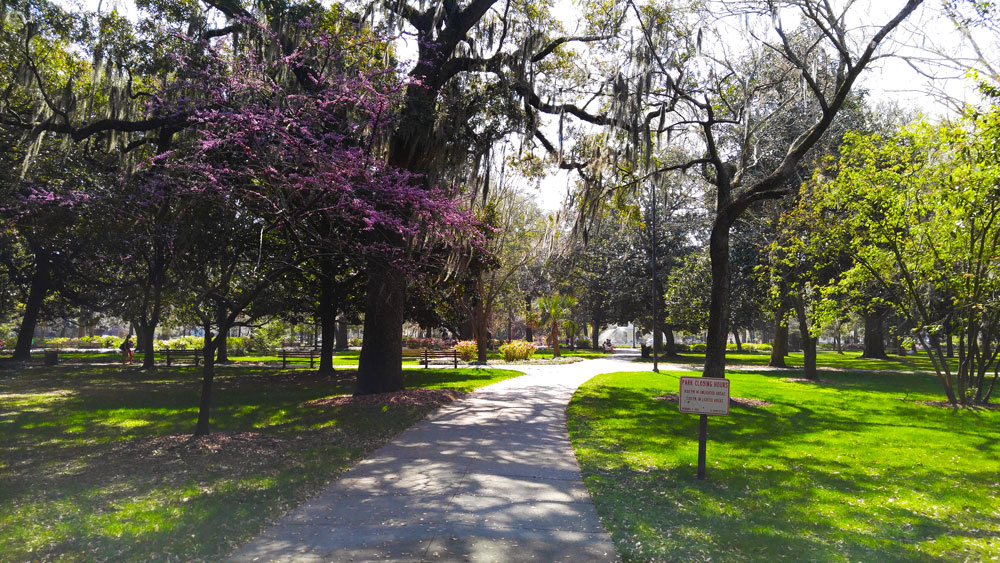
[575,339,592,349]
[499,340,537,362]
[454,340,478,362]
[690,343,708,353]
[227,336,249,353]
[153,336,203,350]
[349,337,363,347]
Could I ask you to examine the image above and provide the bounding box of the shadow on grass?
[0,364,522,561]
[570,372,1000,561]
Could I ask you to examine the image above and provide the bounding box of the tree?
[138,20,474,433]
[817,110,1000,406]
[568,0,923,378]
[536,293,578,358]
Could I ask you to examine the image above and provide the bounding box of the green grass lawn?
[53,349,368,366]
[643,349,958,373]
[0,364,522,561]
[568,367,1000,561]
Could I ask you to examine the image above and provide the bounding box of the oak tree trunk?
[317,266,337,374]
[861,309,888,359]
[356,262,405,394]
[12,255,51,361]
[769,302,790,368]
[794,297,818,380]
[704,220,731,378]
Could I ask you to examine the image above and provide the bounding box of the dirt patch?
[654,394,772,409]
[305,388,466,409]
[918,400,1000,411]
[109,432,289,459]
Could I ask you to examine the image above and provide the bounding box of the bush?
[499,340,537,362]
[349,337,363,347]
[690,343,708,353]
[227,336,249,353]
[575,339,592,349]
[153,336,203,350]
[454,340,478,362]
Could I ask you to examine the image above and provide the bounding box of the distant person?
[603,339,615,353]
[120,335,133,365]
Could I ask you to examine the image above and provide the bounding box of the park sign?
[678,376,730,416]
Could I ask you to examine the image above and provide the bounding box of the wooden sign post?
[678,376,730,480]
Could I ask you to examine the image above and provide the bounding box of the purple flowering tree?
[141,25,478,434]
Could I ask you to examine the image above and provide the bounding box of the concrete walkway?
[229,353,640,562]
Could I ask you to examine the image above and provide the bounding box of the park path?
[228,352,643,562]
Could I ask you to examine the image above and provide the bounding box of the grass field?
[0,364,522,561]
[641,349,958,373]
[568,367,1000,561]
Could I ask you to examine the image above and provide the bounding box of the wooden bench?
[279,349,318,368]
[163,349,201,366]
[402,348,458,368]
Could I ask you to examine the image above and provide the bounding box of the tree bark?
[769,308,789,368]
[524,296,534,342]
[194,329,217,436]
[473,298,488,364]
[861,309,889,359]
[704,219,731,378]
[356,262,405,395]
[732,329,743,352]
[794,296,818,380]
[663,323,677,356]
[335,316,349,350]
[317,266,336,374]
[12,254,51,361]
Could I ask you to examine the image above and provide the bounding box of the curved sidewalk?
[229,354,637,562]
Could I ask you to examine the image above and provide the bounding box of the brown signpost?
[678,376,730,479]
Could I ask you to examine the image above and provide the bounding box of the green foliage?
[816,109,1000,405]
[569,369,1000,561]
[152,335,202,350]
[498,339,537,361]
[663,251,711,333]
[454,340,478,362]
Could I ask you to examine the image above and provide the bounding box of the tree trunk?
[769,312,789,368]
[591,318,601,350]
[524,296,533,342]
[194,329,217,436]
[216,337,228,362]
[550,322,561,358]
[663,323,677,356]
[356,263,405,395]
[732,329,743,352]
[317,267,336,374]
[861,309,889,359]
[794,297,818,380]
[473,299,488,364]
[704,219,731,378]
[12,255,51,361]
[336,316,349,350]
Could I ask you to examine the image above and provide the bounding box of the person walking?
[120,335,133,364]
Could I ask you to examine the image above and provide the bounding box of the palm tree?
[537,294,578,358]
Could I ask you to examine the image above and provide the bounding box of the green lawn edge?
[568,368,1000,562]
[0,364,523,561]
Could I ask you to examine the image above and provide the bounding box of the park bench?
[402,348,459,368]
[162,349,201,366]
[279,349,318,368]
